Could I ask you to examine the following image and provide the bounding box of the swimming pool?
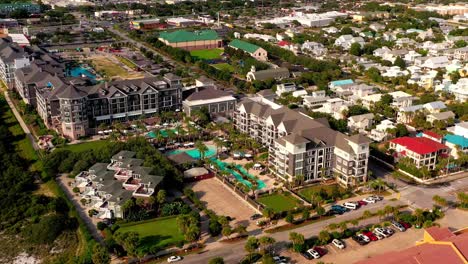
[211,158,266,190]
[147,129,177,139]
[168,145,217,159]
[69,66,97,80]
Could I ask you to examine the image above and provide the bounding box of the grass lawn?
[298,184,350,203]
[117,216,184,253]
[190,48,223,60]
[258,193,300,212]
[212,63,235,72]
[116,56,138,70]
[62,140,111,152]
[91,56,144,79]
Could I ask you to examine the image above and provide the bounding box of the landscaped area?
[116,216,184,253]
[89,55,144,80]
[212,63,235,72]
[62,140,112,152]
[257,193,301,212]
[298,184,352,203]
[190,48,223,60]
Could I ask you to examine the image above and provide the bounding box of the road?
[181,199,404,264]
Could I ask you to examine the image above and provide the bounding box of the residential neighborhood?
[0,1,466,264]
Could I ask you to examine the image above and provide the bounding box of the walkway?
[56,175,104,244]
[3,91,39,151]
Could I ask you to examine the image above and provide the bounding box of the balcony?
[133,185,154,198]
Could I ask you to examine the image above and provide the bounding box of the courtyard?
[188,178,258,230]
[88,55,145,80]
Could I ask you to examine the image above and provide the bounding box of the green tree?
[92,244,110,264]
[289,232,304,252]
[222,225,233,239]
[318,230,331,245]
[316,205,326,219]
[195,140,209,160]
[244,236,259,261]
[302,209,310,220]
[394,56,406,69]
[457,192,468,209]
[262,207,275,221]
[350,43,362,56]
[285,212,294,224]
[208,257,225,264]
[259,236,276,254]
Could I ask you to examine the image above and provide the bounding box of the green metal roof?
[158,30,220,43]
[229,39,260,53]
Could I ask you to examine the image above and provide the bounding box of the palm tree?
[262,207,275,222]
[213,137,223,157]
[362,210,372,219]
[377,209,386,221]
[338,221,348,232]
[259,236,276,254]
[327,223,338,231]
[414,208,424,227]
[195,140,208,160]
[289,232,304,249]
[350,219,359,228]
[384,205,394,219]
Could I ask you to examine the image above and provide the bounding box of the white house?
[334,35,365,50]
[276,83,297,96]
[301,41,327,56]
[348,113,375,132]
[370,120,396,142]
[312,98,349,119]
[422,56,449,69]
[381,66,409,78]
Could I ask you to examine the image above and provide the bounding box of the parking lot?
[188,178,257,229]
[283,228,424,264]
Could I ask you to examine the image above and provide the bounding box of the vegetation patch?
[212,63,235,72]
[116,216,184,253]
[61,140,112,153]
[190,48,223,60]
[257,193,300,213]
[297,184,352,204]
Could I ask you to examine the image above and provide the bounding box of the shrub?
[97,221,107,231]
[209,220,222,236]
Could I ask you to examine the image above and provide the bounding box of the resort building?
[12,40,183,139]
[74,151,163,219]
[234,97,371,187]
[158,30,222,51]
[182,86,236,117]
[389,136,449,170]
[0,37,30,88]
[228,39,268,61]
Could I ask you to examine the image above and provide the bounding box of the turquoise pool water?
[168,145,217,159]
[211,158,266,190]
[69,66,97,80]
[146,129,177,138]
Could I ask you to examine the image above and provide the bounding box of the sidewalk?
[4,91,39,151]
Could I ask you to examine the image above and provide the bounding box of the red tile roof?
[356,231,468,264]
[426,226,455,241]
[390,137,448,155]
[278,40,290,46]
[423,130,442,139]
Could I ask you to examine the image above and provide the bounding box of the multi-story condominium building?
[0,37,30,88]
[389,136,449,170]
[12,45,183,139]
[74,151,163,219]
[234,97,371,187]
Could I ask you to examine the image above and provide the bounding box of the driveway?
[188,178,257,230]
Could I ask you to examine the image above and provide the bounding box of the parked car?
[384,227,395,235]
[400,221,411,229]
[313,246,326,256]
[363,231,378,241]
[331,205,348,214]
[332,238,345,249]
[273,256,288,262]
[342,202,358,210]
[392,221,406,232]
[370,195,383,201]
[363,197,377,203]
[250,214,262,220]
[167,256,182,263]
[373,231,385,240]
[306,249,321,259]
[357,233,370,242]
[352,235,369,245]
[301,252,313,260]
[374,227,391,238]
[357,200,368,206]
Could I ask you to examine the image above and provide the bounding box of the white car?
[373,232,385,240]
[374,228,390,238]
[332,238,345,249]
[306,249,321,259]
[357,234,370,242]
[370,195,383,201]
[363,197,376,203]
[167,256,182,263]
[342,202,358,210]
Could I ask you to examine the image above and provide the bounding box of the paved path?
[3,91,40,151]
[56,176,104,244]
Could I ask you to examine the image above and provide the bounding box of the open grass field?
[212,63,235,72]
[298,184,350,203]
[258,193,300,212]
[117,216,184,253]
[90,56,144,80]
[190,48,223,60]
[62,140,111,153]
